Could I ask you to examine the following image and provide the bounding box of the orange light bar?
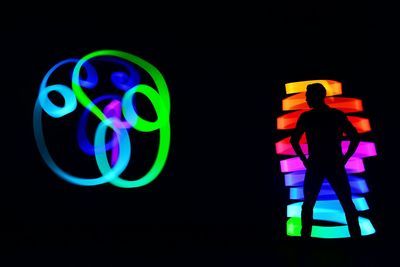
[283,94,363,113]
[285,80,342,95]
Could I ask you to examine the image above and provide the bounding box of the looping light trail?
[33,50,171,188]
[276,80,377,238]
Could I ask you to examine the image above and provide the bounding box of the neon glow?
[33,50,171,188]
[276,80,376,238]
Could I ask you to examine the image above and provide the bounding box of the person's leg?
[327,167,361,238]
[301,167,324,238]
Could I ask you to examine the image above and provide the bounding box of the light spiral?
[33,50,171,188]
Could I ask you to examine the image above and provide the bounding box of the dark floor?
[1,224,391,267]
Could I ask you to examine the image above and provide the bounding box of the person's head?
[306,83,327,108]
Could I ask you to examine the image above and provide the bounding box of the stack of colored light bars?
[275,80,376,238]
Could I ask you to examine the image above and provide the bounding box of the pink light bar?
[276,137,377,158]
[280,157,365,173]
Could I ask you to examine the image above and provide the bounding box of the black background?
[1,2,399,266]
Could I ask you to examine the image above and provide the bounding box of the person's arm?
[290,113,308,168]
[342,114,360,164]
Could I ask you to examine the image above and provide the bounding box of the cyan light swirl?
[33,50,171,188]
[276,80,376,238]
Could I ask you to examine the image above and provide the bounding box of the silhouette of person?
[290,83,362,238]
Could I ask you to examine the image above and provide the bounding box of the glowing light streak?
[33,50,171,188]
